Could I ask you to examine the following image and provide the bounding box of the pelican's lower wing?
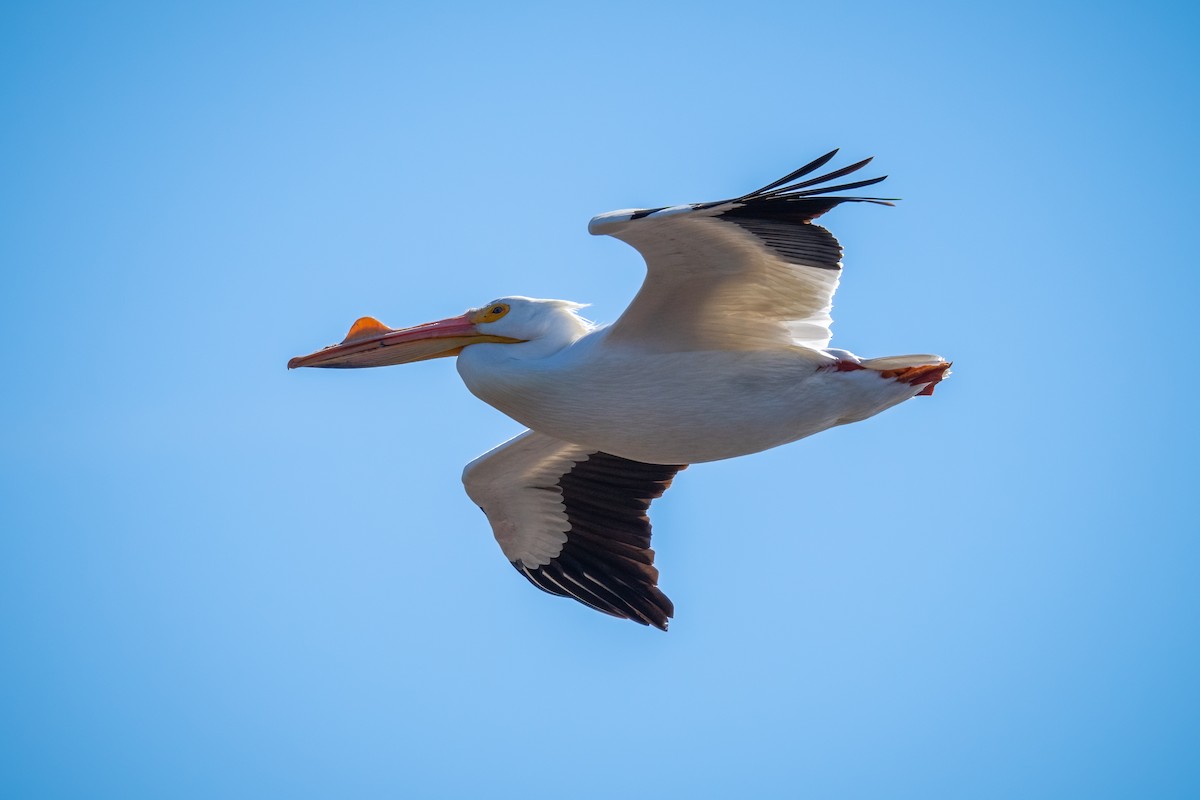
[462,430,686,630]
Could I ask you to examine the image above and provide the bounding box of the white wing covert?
[462,430,685,630]
[588,150,893,352]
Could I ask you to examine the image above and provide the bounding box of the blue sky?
[2,1,1197,797]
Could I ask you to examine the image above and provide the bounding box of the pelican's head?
[288,296,591,369]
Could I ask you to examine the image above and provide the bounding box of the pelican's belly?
[459,344,918,464]
[551,353,818,462]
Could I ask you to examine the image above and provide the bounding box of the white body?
[458,326,932,465]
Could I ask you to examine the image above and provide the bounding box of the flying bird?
[289,150,950,630]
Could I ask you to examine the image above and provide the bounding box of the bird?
[289,150,950,631]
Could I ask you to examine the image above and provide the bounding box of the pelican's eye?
[472,303,510,323]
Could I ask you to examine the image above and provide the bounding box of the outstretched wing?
[462,430,685,630]
[589,150,893,352]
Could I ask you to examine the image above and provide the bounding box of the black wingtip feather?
[734,152,892,206]
[789,174,888,197]
[553,550,662,628]
[755,156,876,198]
[745,149,840,196]
[511,452,683,632]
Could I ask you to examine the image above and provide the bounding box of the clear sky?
[2,1,1197,798]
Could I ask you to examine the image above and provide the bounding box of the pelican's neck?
[455,314,596,422]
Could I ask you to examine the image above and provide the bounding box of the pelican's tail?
[860,355,952,396]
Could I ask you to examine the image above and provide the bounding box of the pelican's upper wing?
[462,430,685,630]
[589,150,893,352]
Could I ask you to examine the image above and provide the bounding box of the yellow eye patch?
[472,303,510,323]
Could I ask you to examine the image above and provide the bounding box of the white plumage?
[290,151,950,630]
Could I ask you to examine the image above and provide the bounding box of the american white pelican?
[290,151,949,630]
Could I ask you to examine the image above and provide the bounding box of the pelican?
[289,151,950,630]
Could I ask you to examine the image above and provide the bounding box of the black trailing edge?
[513,451,685,631]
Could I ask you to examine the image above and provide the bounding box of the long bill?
[288,313,523,369]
